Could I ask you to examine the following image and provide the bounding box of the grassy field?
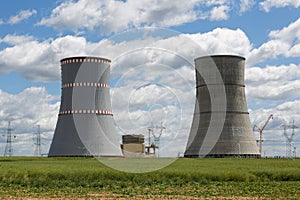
[0,157,299,199]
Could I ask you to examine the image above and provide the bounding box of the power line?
[146,122,166,157]
[281,120,298,159]
[3,121,16,157]
[34,125,42,156]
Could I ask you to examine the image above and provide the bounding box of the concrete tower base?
[48,56,122,157]
[184,55,260,158]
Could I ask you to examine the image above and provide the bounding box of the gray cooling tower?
[184,55,260,158]
[48,56,122,157]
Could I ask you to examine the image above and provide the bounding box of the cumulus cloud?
[269,18,300,44]
[0,23,298,102]
[209,5,230,20]
[239,0,255,13]
[38,0,255,34]
[246,64,300,101]
[247,40,290,64]
[246,64,300,83]
[188,27,252,56]
[260,0,300,12]
[249,100,300,157]
[0,87,59,156]
[247,17,300,64]
[0,34,90,82]
[0,87,59,129]
[247,80,300,100]
[205,0,228,6]
[8,9,37,24]
[0,27,254,82]
[0,34,35,45]
[4,23,294,85]
[38,0,202,34]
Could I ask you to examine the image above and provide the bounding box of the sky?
[0,0,299,157]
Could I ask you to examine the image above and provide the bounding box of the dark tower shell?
[184,55,260,158]
[48,56,122,157]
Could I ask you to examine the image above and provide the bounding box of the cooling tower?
[48,56,122,157]
[184,55,260,158]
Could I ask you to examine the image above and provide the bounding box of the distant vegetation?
[0,157,299,199]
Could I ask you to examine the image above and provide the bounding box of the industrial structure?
[281,120,297,158]
[147,123,165,157]
[3,121,16,156]
[121,134,145,157]
[184,55,260,158]
[121,122,166,158]
[253,114,273,156]
[48,56,122,157]
[34,125,42,156]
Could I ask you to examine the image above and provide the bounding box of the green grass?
[0,157,299,199]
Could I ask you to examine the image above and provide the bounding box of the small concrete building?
[121,134,145,157]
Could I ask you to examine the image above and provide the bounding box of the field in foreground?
[0,157,299,199]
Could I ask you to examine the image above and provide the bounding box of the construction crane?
[253,114,273,156]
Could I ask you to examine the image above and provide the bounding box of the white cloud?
[210,5,230,20]
[110,61,196,137]
[249,100,300,157]
[0,87,59,128]
[0,27,254,82]
[247,40,290,64]
[8,9,37,24]
[246,64,300,100]
[0,34,35,45]
[37,0,247,34]
[0,87,59,156]
[247,80,300,100]
[246,64,300,83]
[205,0,228,6]
[276,100,300,114]
[188,28,252,56]
[269,17,300,44]
[239,0,255,13]
[38,0,202,34]
[247,18,300,64]
[260,0,300,12]
[0,22,298,106]
[0,34,89,82]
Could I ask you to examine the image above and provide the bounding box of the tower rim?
[194,54,245,62]
[60,56,111,63]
